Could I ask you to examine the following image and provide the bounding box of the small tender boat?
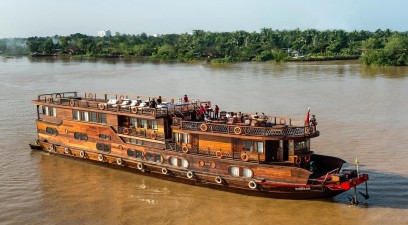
[30,92,369,204]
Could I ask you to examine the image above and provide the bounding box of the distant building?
[97,30,111,37]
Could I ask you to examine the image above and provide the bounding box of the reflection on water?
[0,57,407,225]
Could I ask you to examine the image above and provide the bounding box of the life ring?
[186,171,194,179]
[215,151,223,158]
[119,95,125,100]
[98,104,105,110]
[200,123,208,132]
[210,161,216,168]
[98,154,104,162]
[215,176,223,184]
[69,100,75,107]
[88,93,93,99]
[123,128,130,135]
[280,118,286,125]
[241,153,250,162]
[305,155,311,163]
[248,180,257,189]
[131,107,138,114]
[137,162,144,170]
[116,158,123,165]
[198,160,205,167]
[182,146,189,153]
[162,168,168,175]
[234,126,242,135]
[80,151,85,158]
[295,156,302,165]
[64,147,70,154]
[151,133,157,140]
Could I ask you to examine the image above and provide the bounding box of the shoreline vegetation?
[1,28,407,66]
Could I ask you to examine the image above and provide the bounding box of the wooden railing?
[178,121,317,137]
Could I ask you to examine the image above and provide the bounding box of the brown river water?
[0,57,407,225]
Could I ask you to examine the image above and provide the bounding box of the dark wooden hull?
[31,144,352,200]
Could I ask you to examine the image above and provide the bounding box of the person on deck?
[214,105,219,119]
[150,98,157,108]
[183,95,189,103]
[157,96,162,105]
[199,105,205,121]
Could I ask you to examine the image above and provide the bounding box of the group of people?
[198,103,219,121]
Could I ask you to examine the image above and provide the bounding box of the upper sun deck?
[33,91,319,138]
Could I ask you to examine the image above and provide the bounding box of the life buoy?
[216,151,223,158]
[88,93,93,99]
[80,151,85,158]
[98,104,105,110]
[295,156,302,165]
[215,176,223,184]
[198,160,205,167]
[151,133,157,140]
[162,168,168,175]
[131,107,138,114]
[234,126,242,135]
[248,180,257,189]
[123,128,130,135]
[182,146,189,153]
[69,100,75,107]
[200,123,208,132]
[280,118,286,125]
[98,154,104,162]
[305,155,311,163]
[241,153,250,162]
[116,158,123,165]
[137,162,144,170]
[64,147,70,154]
[187,171,194,179]
[210,161,216,168]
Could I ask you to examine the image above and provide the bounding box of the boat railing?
[35,92,208,118]
[178,120,316,137]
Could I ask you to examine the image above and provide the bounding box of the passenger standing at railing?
[183,94,189,103]
[309,115,317,132]
[157,96,162,105]
[199,105,205,121]
[214,105,219,119]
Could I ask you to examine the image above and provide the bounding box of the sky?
[1,0,407,38]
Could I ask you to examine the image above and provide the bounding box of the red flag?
[305,107,310,125]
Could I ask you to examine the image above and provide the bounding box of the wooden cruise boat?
[30,92,369,203]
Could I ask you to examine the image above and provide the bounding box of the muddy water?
[0,57,407,225]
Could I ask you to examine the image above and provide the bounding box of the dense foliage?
[2,29,408,66]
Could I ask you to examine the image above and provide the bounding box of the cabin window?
[89,112,98,123]
[242,140,252,152]
[44,106,57,117]
[45,127,58,136]
[129,138,144,146]
[145,153,162,163]
[73,110,80,121]
[81,111,89,122]
[295,140,309,151]
[127,149,144,159]
[173,132,180,142]
[141,119,148,129]
[130,117,138,127]
[149,121,158,130]
[229,167,240,177]
[99,133,111,140]
[229,166,253,178]
[96,143,110,153]
[169,157,189,168]
[242,168,253,178]
[182,133,190,144]
[99,113,107,124]
[254,141,264,153]
[74,132,88,141]
[173,132,189,144]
